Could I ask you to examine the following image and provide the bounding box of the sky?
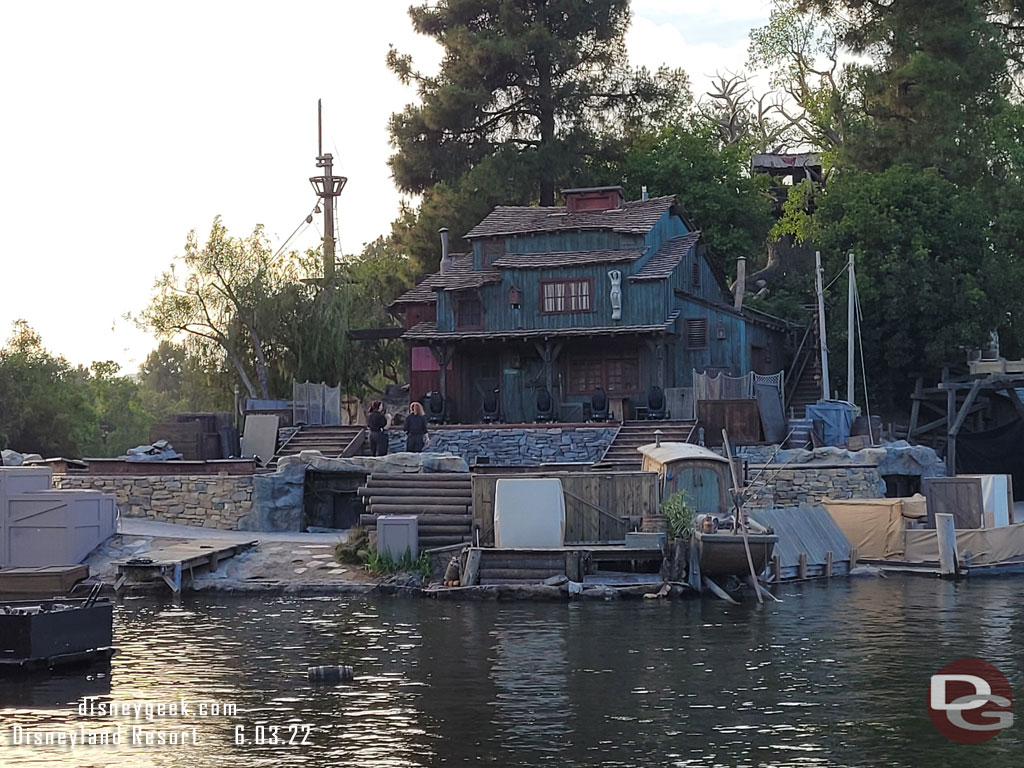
[0,0,771,372]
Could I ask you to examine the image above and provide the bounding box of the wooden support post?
[849,547,858,568]
[908,376,923,437]
[534,340,563,410]
[565,551,583,582]
[462,548,482,586]
[688,536,701,592]
[702,576,739,604]
[946,387,957,476]
[936,513,959,579]
[771,553,781,583]
[825,550,833,578]
[798,552,808,580]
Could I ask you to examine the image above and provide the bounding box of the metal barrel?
[307,665,354,684]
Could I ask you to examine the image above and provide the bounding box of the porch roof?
[402,311,680,343]
[492,247,644,269]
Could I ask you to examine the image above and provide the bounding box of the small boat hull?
[0,600,113,675]
[695,532,777,578]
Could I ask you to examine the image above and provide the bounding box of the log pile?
[475,549,568,586]
[358,473,475,548]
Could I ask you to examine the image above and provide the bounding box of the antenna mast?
[309,99,346,284]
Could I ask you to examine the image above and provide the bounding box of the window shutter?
[685,318,708,349]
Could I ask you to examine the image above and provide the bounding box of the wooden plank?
[369,504,470,515]
[908,376,923,437]
[462,548,482,586]
[477,568,564,580]
[946,387,957,475]
[949,379,983,436]
[936,513,959,578]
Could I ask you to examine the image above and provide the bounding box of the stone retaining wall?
[744,466,886,509]
[53,474,254,530]
[386,426,616,465]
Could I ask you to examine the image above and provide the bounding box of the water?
[2,578,1022,767]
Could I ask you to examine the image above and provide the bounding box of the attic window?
[685,318,708,349]
[482,240,505,266]
[456,296,483,330]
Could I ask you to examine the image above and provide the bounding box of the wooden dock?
[0,565,89,595]
[114,539,257,593]
[463,545,664,586]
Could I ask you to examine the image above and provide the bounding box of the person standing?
[367,401,390,457]
[404,401,429,453]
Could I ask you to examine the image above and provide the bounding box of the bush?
[661,491,697,539]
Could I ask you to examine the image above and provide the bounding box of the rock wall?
[53,474,254,530]
[745,466,886,510]
[386,426,616,465]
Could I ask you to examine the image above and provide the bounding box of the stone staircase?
[593,419,698,471]
[275,425,367,462]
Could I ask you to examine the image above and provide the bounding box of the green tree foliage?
[618,121,774,267]
[798,168,1006,408]
[0,322,97,457]
[139,216,298,399]
[136,341,232,416]
[388,0,690,271]
[790,0,1015,184]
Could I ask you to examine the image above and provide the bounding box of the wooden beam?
[949,379,984,437]
[1005,385,1024,421]
[946,387,957,475]
[908,376,923,439]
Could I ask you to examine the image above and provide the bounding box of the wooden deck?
[465,545,664,585]
[0,565,89,595]
[114,539,257,593]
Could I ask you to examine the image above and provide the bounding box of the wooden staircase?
[593,419,698,472]
[785,315,825,419]
[275,425,367,462]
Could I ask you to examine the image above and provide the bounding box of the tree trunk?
[537,54,556,207]
[239,314,271,399]
[226,347,258,400]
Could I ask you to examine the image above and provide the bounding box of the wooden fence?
[471,471,658,545]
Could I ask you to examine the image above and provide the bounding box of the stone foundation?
[54,474,254,530]
[386,426,616,465]
[744,465,886,510]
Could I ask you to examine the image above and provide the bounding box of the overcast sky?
[0,0,770,371]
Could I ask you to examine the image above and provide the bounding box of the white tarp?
[494,478,565,548]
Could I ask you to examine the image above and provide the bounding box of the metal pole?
[847,252,855,405]
[814,251,831,401]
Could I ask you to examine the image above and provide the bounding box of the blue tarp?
[805,401,856,447]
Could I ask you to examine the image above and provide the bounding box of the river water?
[1,577,1022,767]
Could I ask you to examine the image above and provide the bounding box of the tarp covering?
[751,506,852,575]
[825,495,927,560]
[904,523,1024,566]
[805,401,856,447]
[956,419,1024,501]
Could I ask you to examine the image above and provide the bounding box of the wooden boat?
[695,530,778,577]
[637,441,777,581]
[0,596,114,674]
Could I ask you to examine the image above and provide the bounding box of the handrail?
[785,316,817,410]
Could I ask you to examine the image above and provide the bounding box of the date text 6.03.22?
[234,724,313,746]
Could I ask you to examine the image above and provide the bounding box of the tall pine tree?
[387,0,689,270]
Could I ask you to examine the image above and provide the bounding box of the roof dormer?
[562,186,625,214]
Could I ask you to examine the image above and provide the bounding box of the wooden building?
[390,186,788,423]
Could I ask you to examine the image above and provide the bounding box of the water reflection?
[0,579,1021,767]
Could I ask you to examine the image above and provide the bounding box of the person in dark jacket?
[367,401,389,457]
[404,401,429,453]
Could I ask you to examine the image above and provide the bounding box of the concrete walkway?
[118,518,348,544]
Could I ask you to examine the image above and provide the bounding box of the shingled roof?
[390,254,499,307]
[628,232,702,282]
[402,311,680,342]
[492,248,644,269]
[464,195,676,239]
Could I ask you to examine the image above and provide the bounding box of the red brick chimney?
[562,186,625,213]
